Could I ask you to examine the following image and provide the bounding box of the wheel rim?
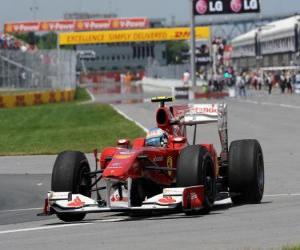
[257,152,264,195]
[204,162,215,204]
[78,165,91,196]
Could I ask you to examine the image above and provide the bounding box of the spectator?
[257,74,262,90]
[265,73,272,94]
[236,73,246,97]
[280,73,286,93]
[286,72,293,94]
[0,33,30,52]
[182,70,190,86]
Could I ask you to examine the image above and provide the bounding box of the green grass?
[0,88,145,155]
[282,245,300,250]
[75,87,91,102]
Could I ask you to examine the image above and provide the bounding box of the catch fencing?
[0,49,76,90]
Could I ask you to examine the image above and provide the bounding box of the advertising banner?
[59,27,211,45]
[75,18,149,31]
[4,18,149,33]
[173,86,191,100]
[193,0,260,15]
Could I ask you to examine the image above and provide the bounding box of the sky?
[1,0,300,31]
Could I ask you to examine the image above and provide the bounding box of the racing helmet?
[145,128,168,147]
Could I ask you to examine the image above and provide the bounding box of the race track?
[1,87,300,249]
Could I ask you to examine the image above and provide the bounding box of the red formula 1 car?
[41,97,264,222]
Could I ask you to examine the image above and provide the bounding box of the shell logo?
[114,154,131,160]
[111,20,120,29]
[76,21,84,30]
[167,156,173,176]
[41,22,49,31]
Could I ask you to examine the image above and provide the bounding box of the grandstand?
[231,15,300,71]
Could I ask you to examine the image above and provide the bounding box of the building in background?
[63,12,117,20]
[75,18,168,74]
[231,15,300,72]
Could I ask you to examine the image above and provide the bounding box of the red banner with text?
[4,17,150,33]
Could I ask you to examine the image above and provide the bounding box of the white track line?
[0,218,125,235]
[279,104,300,109]
[233,98,300,109]
[78,88,95,105]
[111,105,148,132]
[86,88,95,102]
[0,207,42,213]
[0,223,93,235]
[264,193,300,197]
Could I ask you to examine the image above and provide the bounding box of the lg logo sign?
[194,0,260,15]
[195,0,223,14]
[243,0,259,10]
[210,1,223,12]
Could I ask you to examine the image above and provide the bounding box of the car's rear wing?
[172,103,228,162]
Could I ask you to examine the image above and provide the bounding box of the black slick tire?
[176,145,216,214]
[51,151,91,222]
[228,139,264,204]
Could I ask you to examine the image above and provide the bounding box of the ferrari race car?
[41,96,264,222]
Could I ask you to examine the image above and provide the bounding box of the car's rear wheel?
[51,151,91,222]
[176,145,216,214]
[228,139,264,205]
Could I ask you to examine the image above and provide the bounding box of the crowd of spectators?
[0,33,31,52]
[233,70,299,96]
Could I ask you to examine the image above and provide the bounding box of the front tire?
[177,145,216,214]
[51,151,91,222]
[228,140,264,204]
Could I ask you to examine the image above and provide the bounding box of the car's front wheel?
[51,151,91,222]
[176,145,216,214]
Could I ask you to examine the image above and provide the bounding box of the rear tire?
[51,151,91,222]
[228,140,264,205]
[177,145,216,214]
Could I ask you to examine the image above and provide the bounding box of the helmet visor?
[145,137,161,147]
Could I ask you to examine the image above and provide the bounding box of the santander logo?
[230,0,242,13]
[195,0,208,15]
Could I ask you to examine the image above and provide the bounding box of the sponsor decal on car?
[167,156,173,176]
[153,156,163,162]
[158,196,177,204]
[114,154,132,160]
[189,192,202,208]
[119,151,134,155]
[67,196,85,208]
[111,195,129,202]
[109,162,121,168]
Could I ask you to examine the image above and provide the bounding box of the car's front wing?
[42,186,205,216]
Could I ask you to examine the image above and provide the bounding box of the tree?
[14,32,58,49]
[165,41,189,64]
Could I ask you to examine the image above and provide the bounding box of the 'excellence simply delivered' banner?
[59,27,211,45]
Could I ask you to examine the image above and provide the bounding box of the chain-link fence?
[0,49,76,90]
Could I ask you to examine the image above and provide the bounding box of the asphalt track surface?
[1,85,300,249]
